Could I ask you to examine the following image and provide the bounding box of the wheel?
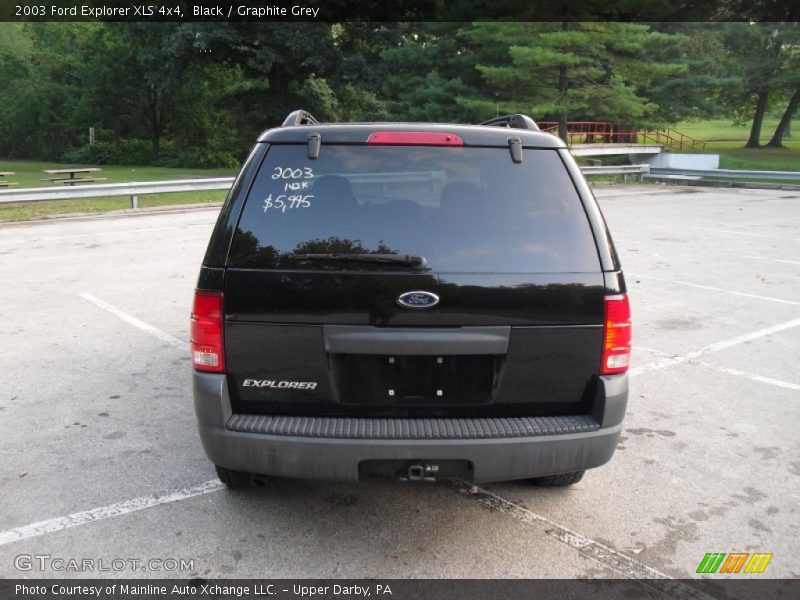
[530,470,585,487]
[215,464,251,487]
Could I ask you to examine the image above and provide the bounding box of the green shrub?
[63,139,154,166]
[62,139,239,169]
[155,147,240,169]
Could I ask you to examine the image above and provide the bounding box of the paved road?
[0,185,797,584]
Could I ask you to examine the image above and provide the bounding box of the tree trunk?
[153,107,166,159]
[766,88,800,148]
[151,133,161,157]
[746,91,769,148]
[558,111,568,143]
[557,64,568,143]
[147,86,170,159]
[146,87,161,158]
[556,22,569,144]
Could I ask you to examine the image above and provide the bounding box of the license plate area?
[335,354,498,405]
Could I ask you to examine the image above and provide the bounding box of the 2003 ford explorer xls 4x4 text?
[190,111,631,488]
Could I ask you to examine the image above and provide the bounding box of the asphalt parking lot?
[0,184,798,584]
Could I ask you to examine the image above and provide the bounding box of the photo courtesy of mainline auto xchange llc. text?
[12,584,392,597]
[0,0,798,596]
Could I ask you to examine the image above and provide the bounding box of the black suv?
[191,111,630,487]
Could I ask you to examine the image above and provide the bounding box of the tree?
[0,23,97,159]
[767,88,799,147]
[721,23,799,148]
[648,23,740,122]
[766,32,800,148]
[3,20,795,167]
[85,23,207,158]
[379,23,489,123]
[473,22,687,141]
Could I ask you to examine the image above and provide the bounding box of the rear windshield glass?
[228,144,600,273]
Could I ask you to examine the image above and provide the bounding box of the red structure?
[538,121,705,151]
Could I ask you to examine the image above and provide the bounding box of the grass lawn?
[701,141,800,171]
[0,160,236,222]
[674,118,800,172]
[673,118,784,143]
[0,190,228,222]
[1,160,235,188]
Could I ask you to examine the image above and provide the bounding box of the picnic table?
[0,171,18,187]
[42,167,106,186]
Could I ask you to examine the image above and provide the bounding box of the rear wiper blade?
[291,253,428,268]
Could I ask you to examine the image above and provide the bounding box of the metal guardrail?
[0,167,652,207]
[0,178,235,207]
[580,164,650,177]
[647,167,800,181]
[1,164,797,208]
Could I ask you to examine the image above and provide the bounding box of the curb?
[643,177,800,192]
[0,202,224,227]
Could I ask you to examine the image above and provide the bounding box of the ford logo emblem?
[397,291,440,309]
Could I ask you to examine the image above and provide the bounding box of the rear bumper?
[193,372,627,483]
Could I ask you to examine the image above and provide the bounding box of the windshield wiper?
[291,253,428,268]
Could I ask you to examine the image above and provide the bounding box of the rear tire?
[530,470,585,487]
[215,464,251,487]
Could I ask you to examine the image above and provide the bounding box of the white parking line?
[452,481,712,598]
[630,273,800,306]
[695,227,772,238]
[742,255,800,266]
[634,345,672,357]
[695,362,800,391]
[80,293,189,351]
[628,287,689,308]
[635,346,800,390]
[630,317,800,377]
[694,226,800,242]
[593,189,684,198]
[0,480,223,546]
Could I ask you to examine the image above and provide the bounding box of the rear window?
[228,144,600,273]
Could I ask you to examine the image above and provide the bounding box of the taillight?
[191,290,225,373]
[367,131,464,146]
[601,294,631,375]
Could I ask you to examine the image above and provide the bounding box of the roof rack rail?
[282,109,319,127]
[480,114,540,131]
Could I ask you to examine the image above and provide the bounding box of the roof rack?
[282,109,319,127]
[479,114,540,131]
